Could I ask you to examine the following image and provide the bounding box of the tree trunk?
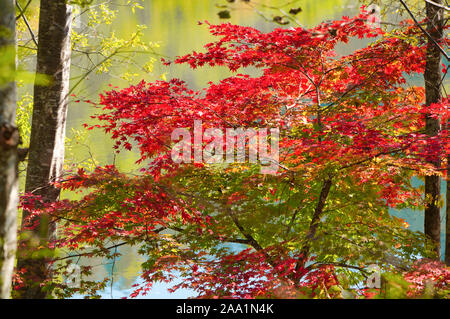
[295,178,332,274]
[16,0,73,299]
[446,152,449,265]
[0,0,18,299]
[424,0,444,259]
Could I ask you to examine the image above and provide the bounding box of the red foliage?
[17,7,449,298]
[404,259,450,297]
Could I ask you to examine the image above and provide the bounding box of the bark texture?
[0,0,18,299]
[424,0,444,259]
[446,153,449,265]
[16,0,73,299]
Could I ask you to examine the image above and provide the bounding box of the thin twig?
[425,0,450,11]
[16,1,38,47]
[15,0,32,21]
[399,0,449,61]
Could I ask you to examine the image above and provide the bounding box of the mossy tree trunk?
[15,0,73,299]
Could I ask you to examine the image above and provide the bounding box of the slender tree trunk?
[295,178,332,274]
[424,0,443,259]
[446,156,449,265]
[15,0,72,299]
[0,0,18,299]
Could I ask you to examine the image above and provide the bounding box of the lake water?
[64,0,447,298]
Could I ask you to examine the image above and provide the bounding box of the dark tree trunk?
[0,0,18,299]
[295,178,332,273]
[424,0,444,259]
[446,154,449,265]
[15,0,73,299]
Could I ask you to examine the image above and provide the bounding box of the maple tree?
[16,8,449,298]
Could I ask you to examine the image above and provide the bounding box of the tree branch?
[399,0,449,61]
[16,1,38,47]
[425,0,450,11]
[295,178,332,273]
